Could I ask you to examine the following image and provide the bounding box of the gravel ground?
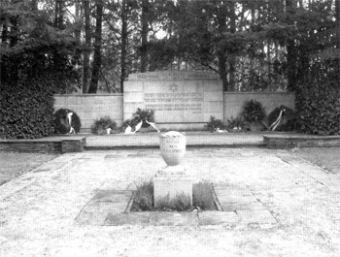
[0,148,339,257]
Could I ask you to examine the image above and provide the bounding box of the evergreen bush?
[0,3,79,139]
[295,62,340,135]
[91,116,117,135]
[0,82,55,139]
[53,108,81,134]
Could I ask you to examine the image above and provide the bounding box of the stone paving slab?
[198,211,239,225]
[149,212,199,226]
[75,179,278,227]
[104,154,127,159]
[76,201,121,226]
[237,209,278,224]
[221,201,265,212]
[105,212,151,226]
[33,162,68,172]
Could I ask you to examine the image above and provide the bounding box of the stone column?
[153,131,193,207]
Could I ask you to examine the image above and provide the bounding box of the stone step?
[85,132,266,149]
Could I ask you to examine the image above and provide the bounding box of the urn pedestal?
[154,131,193,207]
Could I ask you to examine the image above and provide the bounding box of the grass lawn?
[291,147,340,174]
[0,152,59,186]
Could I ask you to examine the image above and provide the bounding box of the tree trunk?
[54,0,59,27]
[82,0,91,93]
[250,2,256,91]
[31,0,38,11]
[2,24,8,44]
[336,0,339,49]
[73,3,82,65]
[9,17,18,47]
[267,39,271,91]
[286,0,297,91]
[228,1,236,91]
[120,0,128,92]
[75,3,82,43]
[88,0,103,93]
[218,54,228,92]
[54,0,63,29]
[216,3,228,91]
[140,0,149,72]
[9,16,19,84]
[58,0,64,29]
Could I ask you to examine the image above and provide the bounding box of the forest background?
[0,0,339,137]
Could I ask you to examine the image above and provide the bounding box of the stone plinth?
[153,175,193,208]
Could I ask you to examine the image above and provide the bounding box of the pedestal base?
[157,165,186,176]
[153,173,193,208]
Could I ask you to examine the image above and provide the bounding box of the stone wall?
[223,92,295,121]
[54,94,123,132]
[53,91,295,132]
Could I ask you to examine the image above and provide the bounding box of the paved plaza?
[1,148,340,257]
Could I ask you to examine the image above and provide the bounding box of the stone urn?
[159,131,186,167]
[155,131,191,206]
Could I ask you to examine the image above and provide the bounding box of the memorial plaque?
[124,71,223,130]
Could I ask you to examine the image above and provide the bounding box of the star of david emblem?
[169,83,179,93]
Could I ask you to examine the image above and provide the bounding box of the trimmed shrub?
[91,116,117,135]
[296,86,340,135]
[205,116,226,132]
[295,62,340,135]
[0,82,55,139]
[242,99,266,122]
[53,108,81,134]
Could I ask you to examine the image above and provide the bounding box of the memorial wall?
[124,71,224,130]
[53,71,295,132]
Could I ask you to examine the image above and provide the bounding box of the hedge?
[295,63,340,135]
[0,82,55,139]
